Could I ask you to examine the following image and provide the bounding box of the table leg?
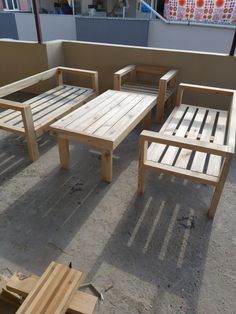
[58,137,70,169]
[143,111,151,130]
[101,150,113,182]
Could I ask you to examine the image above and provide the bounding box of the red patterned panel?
[164,0,236,24]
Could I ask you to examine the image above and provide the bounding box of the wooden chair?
[113,65,178,123]
[138,83,236,218]
[0,67,98,161]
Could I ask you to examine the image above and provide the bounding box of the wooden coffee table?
[50,89,156,182]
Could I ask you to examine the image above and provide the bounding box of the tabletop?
[50,89,156,150]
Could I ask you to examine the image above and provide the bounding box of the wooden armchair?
[138,83,236,218]
[0,67,98,161]
[113,65,178,123]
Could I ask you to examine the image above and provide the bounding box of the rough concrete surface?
[0,119,236,313]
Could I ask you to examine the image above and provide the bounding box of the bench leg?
[22,106,39,161]
[208,157,232,218]
[143,111,151,130]
[101,150,113,182]
[58,137,70,169]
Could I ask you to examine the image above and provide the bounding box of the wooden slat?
[190,109,217,173]
[174,107,206,169]
[53,90,115,128]
[160,106,197,166]
[105,95,156,148]
[144,160,219,186]
[64,90,134,131]
[0,86,65,122]
[207,111,228,176]
[34,89,94,131]
[16,262,84,314]
[7,273,97,314]
[86,94,143,135]
[147,105,187,162]
[14,86,84,128]
[0,122,25,135]
[0,86,73,125]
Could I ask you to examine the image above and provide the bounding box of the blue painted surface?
[0,12,18,39]
[75,17,149,46]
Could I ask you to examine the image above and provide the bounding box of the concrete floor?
[0,121,236,313]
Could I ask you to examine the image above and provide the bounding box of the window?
[3,0,19,10]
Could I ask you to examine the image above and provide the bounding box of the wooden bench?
[0,67,98,161]
[50,89,156,182]
[113,65,178,123]
[138,83,236,218]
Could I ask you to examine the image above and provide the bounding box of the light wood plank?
[144,160,219,186]
[88,94,144,135]
[34,89,94,131]
[147,105,188,163]
[175,107,206,169]
[160,106,197,166]
[6,273,97,314]
[190,109,217,173]
[105,95,156,149]
[65,91,135,131]
[53,90,115,128]
[6,86,77,127]
[0,68,57,98]
[16,263,84,314]
[207,111,228,176]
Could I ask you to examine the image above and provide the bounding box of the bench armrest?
[0,99,26,112]
[57,67,99,94]
[113,65,136,90]
[176,83,235,107]
[140,130,234,156]
[0,68,58,98]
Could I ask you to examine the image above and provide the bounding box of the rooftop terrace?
[0,39,236,313]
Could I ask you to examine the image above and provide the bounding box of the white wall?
[15,13,77,42]
[148,20,235,54]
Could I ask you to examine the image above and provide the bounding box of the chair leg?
[207,157,232,218]
[138,164,145,195]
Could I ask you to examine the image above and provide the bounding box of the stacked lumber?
[0,262,97,314]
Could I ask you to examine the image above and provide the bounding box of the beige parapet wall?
[62,41,236,108]
[0,39,235,106]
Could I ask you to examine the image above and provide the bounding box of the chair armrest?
[114,65,136,77]
[160,69,178,83]
[57,67,99,94]
[0,99,26,112]
[140,130,234,156]
[113,65,136,90]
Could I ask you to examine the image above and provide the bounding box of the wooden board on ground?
[6,267,97,314]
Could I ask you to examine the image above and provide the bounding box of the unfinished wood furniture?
[4,262,97,314]
[50,89,156,182]
[113,65,178,123]
[0,67,98,161]
[138,83,236,218]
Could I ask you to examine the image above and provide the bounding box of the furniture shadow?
[0,129,137,275]
[85,174,213,313]
[0,133,56,183]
